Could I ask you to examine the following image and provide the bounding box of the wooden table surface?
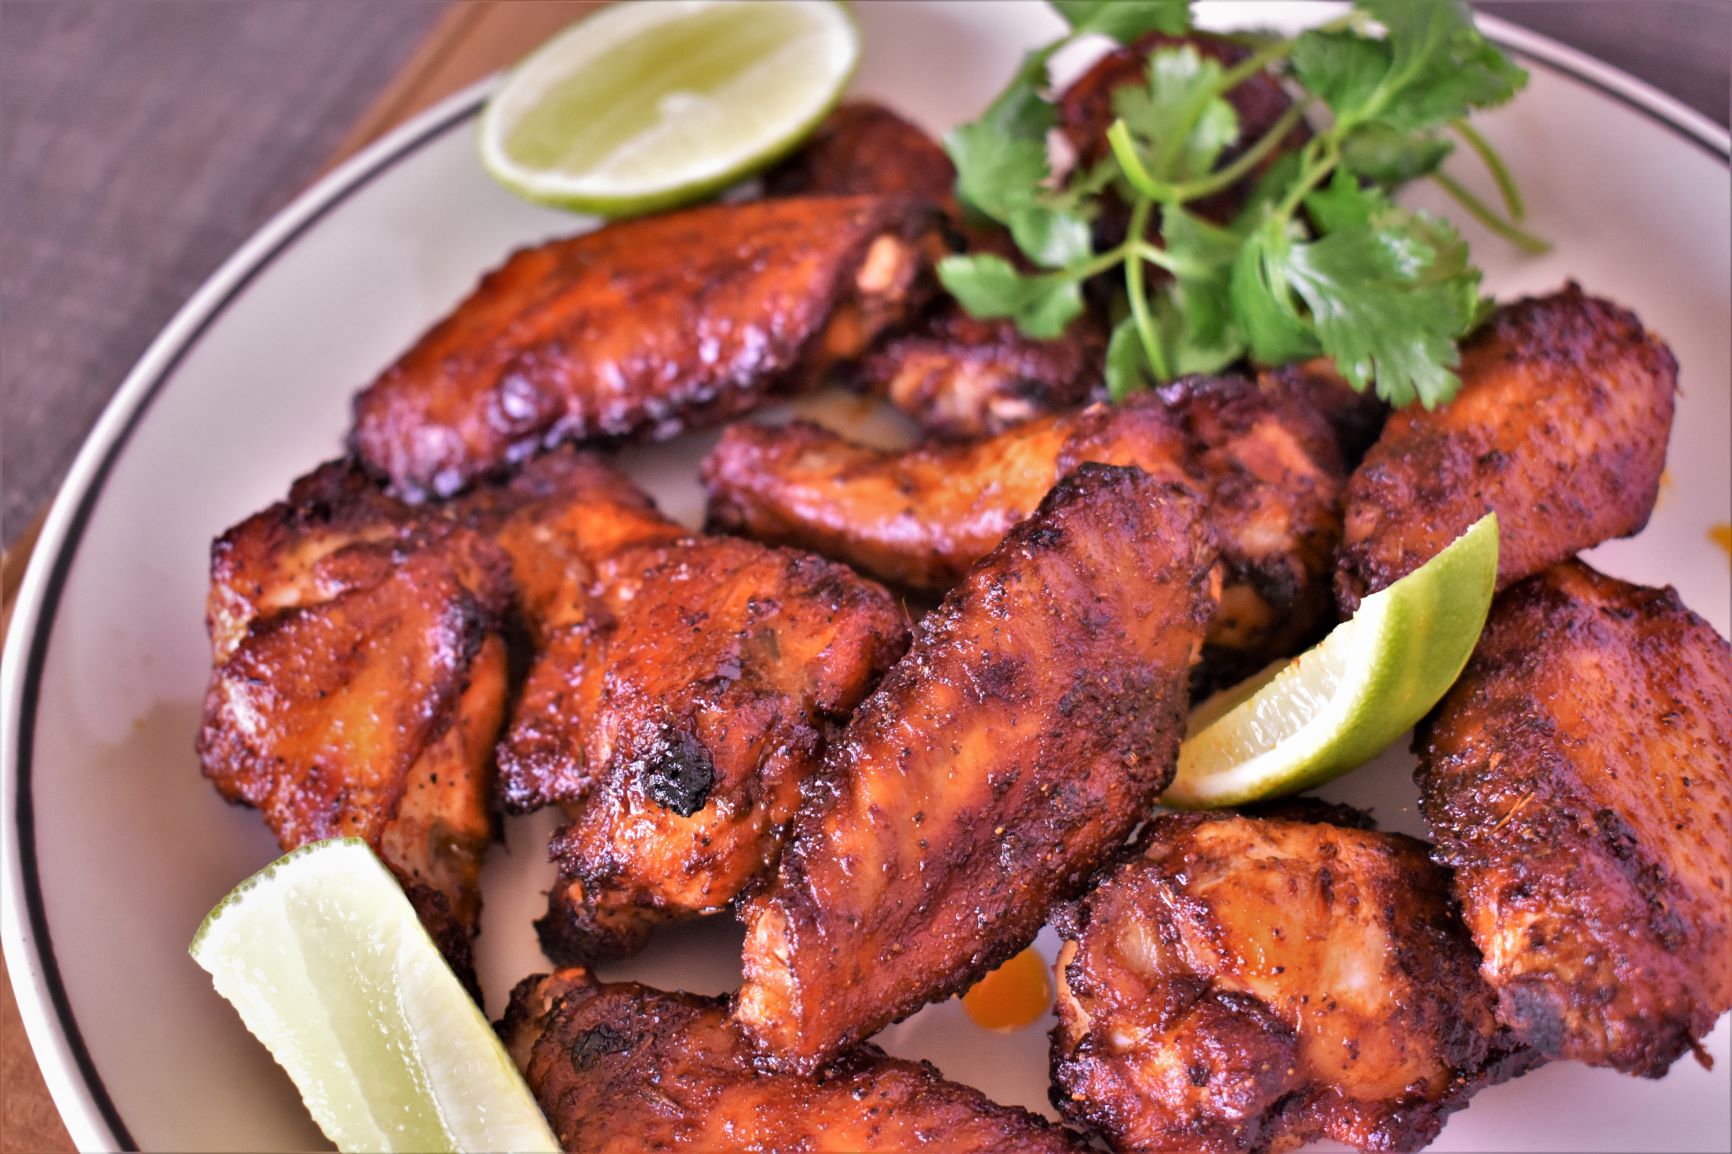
[0,2,1725,1150]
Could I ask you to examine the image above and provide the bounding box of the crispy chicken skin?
[734,464,1217,1071]
[1256,359,1389,468]
[197,461,512,979]
[1416,561,1732,1077]
[1053,811,1533,1154]
[1335,285,1676,612]
[706,376,1344,686]
[500,968,1086,1153]
[764,101,960,203]
[767,100,1104,438]
[351,196,940,499]
[454,449,908,961]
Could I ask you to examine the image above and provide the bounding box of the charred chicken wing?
[734,464,1217,1071]
[767,100,1103,438]
[706,376,1344,686]
[499,968,1085,1153]
[197,461,512,980]
[351,196,941,499]
[1417,560,1732,1077]
[1336,285,1676,612]
[1052,810,1534,1154]
[454,449,908,961]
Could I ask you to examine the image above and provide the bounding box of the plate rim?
[2,12,1726,1151]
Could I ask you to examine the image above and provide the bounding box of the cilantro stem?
[1430,170,1551,255]
[1450,119,1525,222]
[1123,197,1170,380]
[1273,136,1340,223]
[1164,101,1311,202]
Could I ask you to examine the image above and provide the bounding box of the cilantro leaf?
[1008,205,1095,268]
[944,120,1049,222]
[1104,316,1151,400]
[937,254,1084,339]
[1113,46,1241,184]
[1049,0,1192,43]
[1339,123,1453,185]
[1281,213,1478,407]
[1360,0,1527,130]
[1230,223,1323,366]
[1291,28,1389,118]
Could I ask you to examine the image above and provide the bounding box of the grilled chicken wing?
[197,461,512,980]
[1335,285,1676,612]
[1416,561,1732,1077]
[454,449,908,961]
[767,100,1103,438]
[734,464,1217,1071]
[706,376,1344,687]
[351,196,941,499]
[1053,810,1534,1154]
[500,968,1085,1153]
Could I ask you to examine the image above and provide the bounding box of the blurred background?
[2,1,1726,551]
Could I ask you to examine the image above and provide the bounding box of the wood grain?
[0,5,595,1149]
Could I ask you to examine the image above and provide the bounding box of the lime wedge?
[189,839,557,1154]
[479,0,860,216]
[1164,513,1498,809]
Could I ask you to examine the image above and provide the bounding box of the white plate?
[3,3,1728,1150]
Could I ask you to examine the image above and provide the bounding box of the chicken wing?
[1416,560,1732,1077]
[705,376,1344,687]
[500,968,1085,1153]
[1052,810,1534,1154]
[350,196,941,499]
[1335,285,1676,612]
[766,100,1104,438]
[453,448,909,961]
[1256,359,1389,468]
[197,461,512,981]
[734,464,1217,1071]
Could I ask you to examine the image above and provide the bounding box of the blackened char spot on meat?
[569,1024,631,1070]
[632,722,717,817]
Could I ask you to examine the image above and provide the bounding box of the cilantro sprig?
[939,0,1546,408]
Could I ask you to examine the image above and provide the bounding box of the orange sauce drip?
[1711,523,1732,561]
[961,947,1052,1031]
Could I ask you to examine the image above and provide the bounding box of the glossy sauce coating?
[197,460,513,984]
[351,195,940,498]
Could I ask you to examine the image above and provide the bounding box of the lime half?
[1165,513,1498,809]
[190,839,557,1154]
[479,0,860,215]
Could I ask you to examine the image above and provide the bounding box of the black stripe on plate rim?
[7,31,1727,1154]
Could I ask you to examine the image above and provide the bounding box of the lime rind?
[1165,513,1498,809]
[479,0,861,217]
[190,838,558,1154]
